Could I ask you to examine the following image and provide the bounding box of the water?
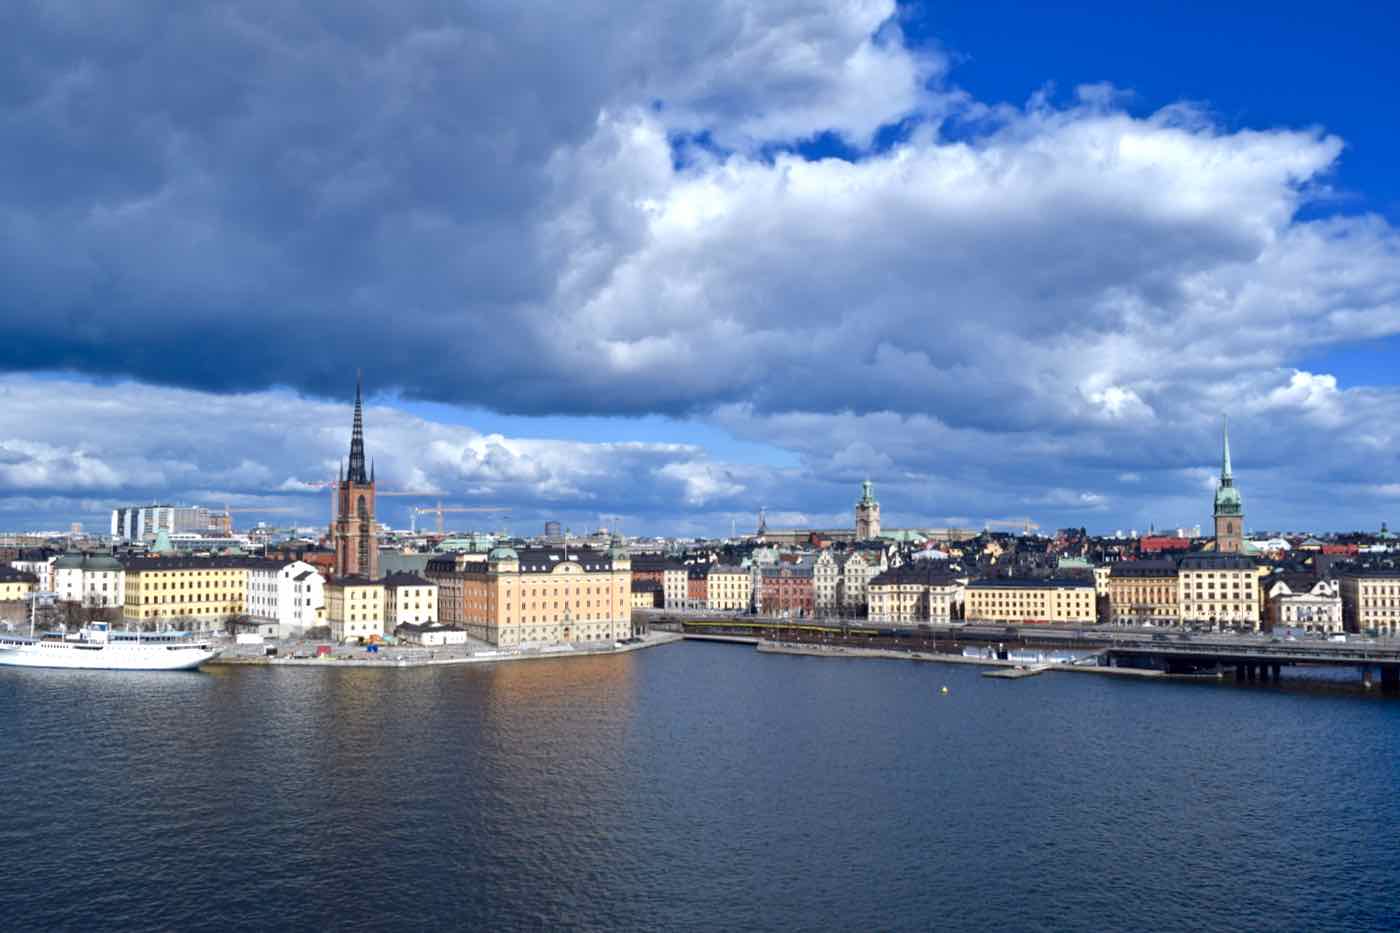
[3,642,1400,931]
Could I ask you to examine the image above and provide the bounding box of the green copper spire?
[1213,416,1242,517]
[1221,416,1233,483]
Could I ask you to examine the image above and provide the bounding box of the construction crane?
[984,517,1041,534]
[222,503,303,534]
[411,502,510,535]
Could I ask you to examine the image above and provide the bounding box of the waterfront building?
[0,567,37,603]
[840,549,886,614]
[855,480,881,540]
[425,546,631,647]
[1339,570,1400,636]
[631,555,689,609]
[1213,420,1245,554]
[394,621,467,646]
[120,556,268,627]
[867,564,962,623]
[964,578,1097,624]
[52,552,125,609]
[333,377,379,580]
[758,559,814,618]
[1177,555,1260,629]
[245,560,325,636]
[706,565,751,612]
[1107,560,1179,626]
[1263,574,1342,634]
[325,577,386,643]
[631,580,662,609]
[813,550,842,615]
[686,567,708,611]
[383,572,438,628]
[10,555,53,592]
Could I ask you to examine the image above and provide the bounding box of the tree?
[58,600,85,633]
[223,613,251,636]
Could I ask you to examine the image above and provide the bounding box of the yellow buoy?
[940,686,949,695]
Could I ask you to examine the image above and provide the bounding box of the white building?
[51,553,125,609]
[1265,576,1342,634]
[10,557,54,593]
[813,551,842,616]
[245,560,325,636]
[395,622,466,646]
[383,573,438,627]
[840,549,887,614]
[110,505,213,542]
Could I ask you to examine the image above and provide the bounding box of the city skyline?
[2,3,1400,535]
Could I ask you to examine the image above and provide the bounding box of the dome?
[488,547,518,561]
[52,552,86,569]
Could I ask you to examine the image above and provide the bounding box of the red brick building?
[759,562,814,617]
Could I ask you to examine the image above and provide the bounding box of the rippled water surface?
[3,642,1400,931]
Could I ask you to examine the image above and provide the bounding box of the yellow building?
[426,546,631,647]
[120,556,270,627]
[706,565,752,612]
[0,568,37,602]
[965,578,1096,624]
[1107,560,1179,625]
[1177,555,1260,630]
[1340,571,1400,636]
[325,577,386,643]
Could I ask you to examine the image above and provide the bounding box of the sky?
[2,0,1400,538]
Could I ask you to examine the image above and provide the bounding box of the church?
[333,377,379,580]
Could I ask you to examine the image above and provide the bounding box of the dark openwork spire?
[347,373,369,484]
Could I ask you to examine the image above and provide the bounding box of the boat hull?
[0,643,219,671]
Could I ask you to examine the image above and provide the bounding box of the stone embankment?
[210,631,682,669]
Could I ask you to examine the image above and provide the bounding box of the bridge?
[645,612,1400,687]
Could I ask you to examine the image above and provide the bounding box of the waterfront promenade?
[210,629,681,668]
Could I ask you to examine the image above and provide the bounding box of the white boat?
[0,622,219,671]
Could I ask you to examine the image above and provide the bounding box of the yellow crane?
[411,502,510,535]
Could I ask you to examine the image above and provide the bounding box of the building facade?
[1264,575,1342,634]
[758,560,815,618]
[0,567,37,603]
[813,550,842,615]
[965,578,1097,624]
[1107,559,1179,625]
[868,564,962,623]
[383,573,438,628]
[333,377,379,580]
[855,480,881,540]
[325,577,386,643]
[52,552,125,609]
[1339,571,1400,636]
[706,565,752,612]
[120,556,266,627]
[245,560,325,635]
[1178,555,1260,629]
[840,549,886,616]
[427,547,630,647]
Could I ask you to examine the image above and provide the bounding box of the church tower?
[855,480,881,540]
[333,376,379,579]
[1213,418,1244,554]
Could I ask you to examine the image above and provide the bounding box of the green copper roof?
[1213,417,1243,516]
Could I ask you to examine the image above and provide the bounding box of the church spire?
[346,372,369,484]
[1221,415,1233,486]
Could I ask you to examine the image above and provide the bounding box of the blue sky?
[1,1,1399,537]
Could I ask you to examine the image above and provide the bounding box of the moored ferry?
[0,623,219,671]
